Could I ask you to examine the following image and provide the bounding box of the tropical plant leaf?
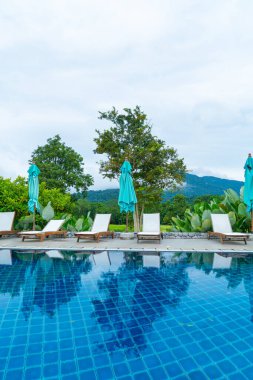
[238,203,248,217]
[202,210,211,221]
[228,211,236,226]
[191,214,201,230]
[201,218,212,231]
[75,218,84,232]
[42,201,55,221]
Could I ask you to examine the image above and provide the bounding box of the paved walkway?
[0,236,253,253]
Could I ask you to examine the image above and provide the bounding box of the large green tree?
[94,106,186,229]
[30,135,93,194]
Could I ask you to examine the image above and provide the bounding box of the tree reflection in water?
[25,252,92,319]
[91,252,189,355]
[2,251,93,320]
[186,251,253,323]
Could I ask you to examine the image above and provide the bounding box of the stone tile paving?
[0,235,253,253]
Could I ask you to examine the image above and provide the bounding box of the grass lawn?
[109,224,170,232]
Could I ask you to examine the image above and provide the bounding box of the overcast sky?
[0,0,252,189]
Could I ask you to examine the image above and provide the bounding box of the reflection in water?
[93,250,111,267]
[1,249,253,379]
[142,253,160,268]
[0,251,31,297]
[0,250,92,319]
[1,248,253,352]
[0,249,12,265]
[186,251,253,322]
[212,253,232,269]
[45,250,65,259]
[91,252,190,355]
[31,252,92,318]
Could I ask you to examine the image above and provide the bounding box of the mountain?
[87,173,244,202]
[164,173,244,200]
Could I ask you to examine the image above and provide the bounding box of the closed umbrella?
[118,160,137,232]
[28,163,41,230]
[243,153,253,232]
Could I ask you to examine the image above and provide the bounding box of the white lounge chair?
[137,213,162,243]
[0,212,17,238]
[18,219,66,242]
[75,214,114,242]
[208,214,250,244]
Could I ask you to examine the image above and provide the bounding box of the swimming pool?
[0,249,253,379]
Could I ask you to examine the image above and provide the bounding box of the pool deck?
[1,235,253,253]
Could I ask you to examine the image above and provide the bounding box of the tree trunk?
[140,205,144,231]
[126,212,129,232]
[134,204,144,232]
[33,205,36,231]
[134,205,139,232]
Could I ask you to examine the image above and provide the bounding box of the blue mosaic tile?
[1,249,253,379]
[165,362,184,377]
[113,363,130,377]
[43,363,59,377]
[189,370,208,380]
[242,365,253,378]
[96,366,114,380]
[203,364,223,379]
[79,369,96,380]
[24,366,42,379]
[133,371,152,380]
[5,369,23,380]
[228,373,248,380]
[149,366,168,379]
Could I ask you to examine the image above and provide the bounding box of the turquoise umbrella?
[118,160,137,232]
[243,153,253,232]
[28,163,41,230]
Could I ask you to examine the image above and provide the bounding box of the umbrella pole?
[126,212,129,233]
[33,205,36,231]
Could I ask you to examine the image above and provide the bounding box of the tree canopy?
[94,106,186,221]
[0,176,28,218]
[30,135,93,194]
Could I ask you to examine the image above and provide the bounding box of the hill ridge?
[88,173,244,202]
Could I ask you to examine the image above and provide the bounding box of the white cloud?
[0,0,252,188]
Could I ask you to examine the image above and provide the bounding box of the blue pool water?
[0,249,253,380]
